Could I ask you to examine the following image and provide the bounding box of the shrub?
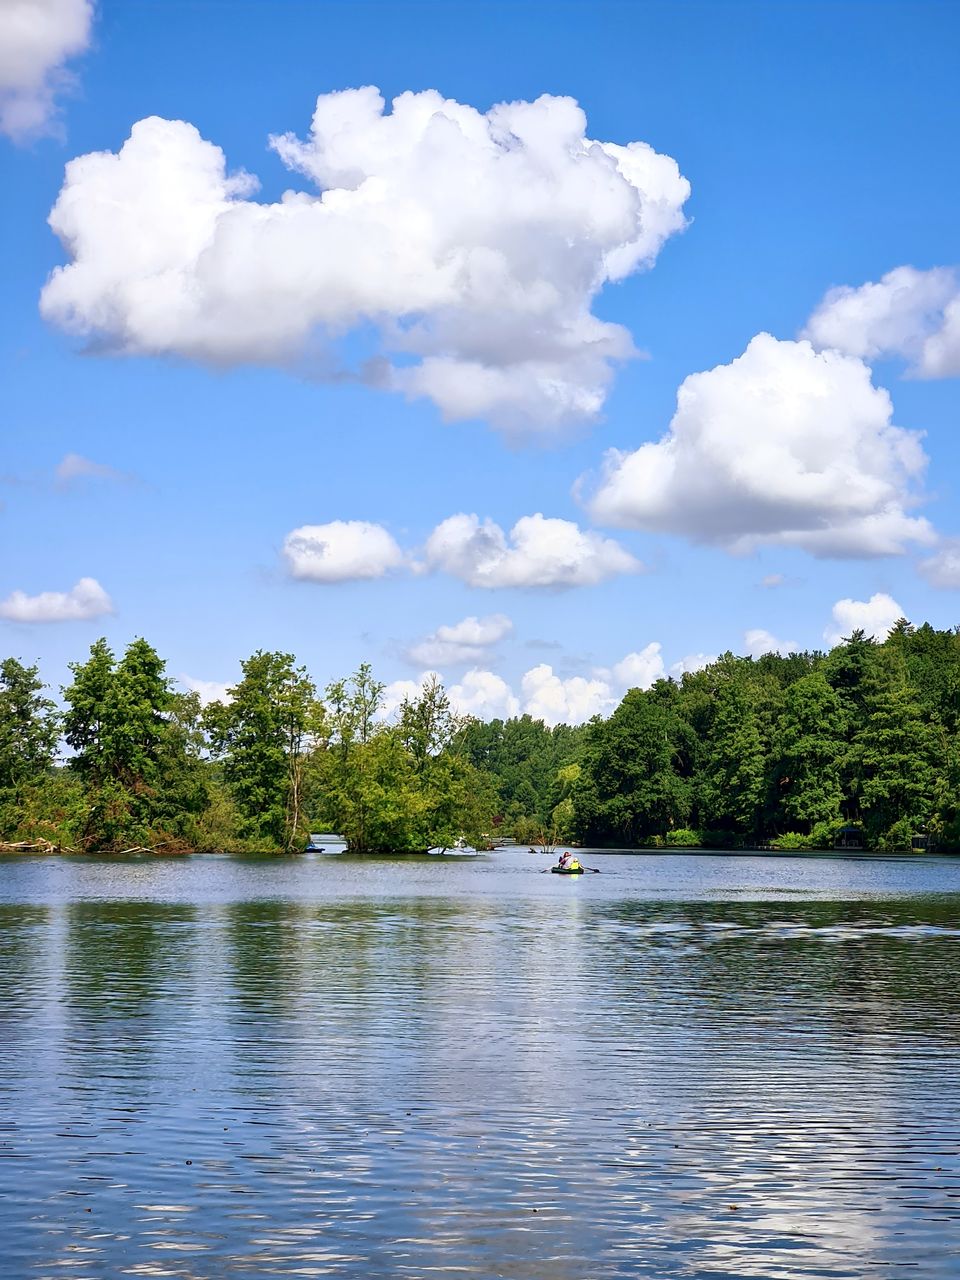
[770,831,811,851]
[665,827,702,847]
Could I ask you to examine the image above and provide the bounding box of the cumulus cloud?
[824,592,905,646]
[606,642,666,689]
[521,664,615,726]
[448,669,520,720]
[803,265,960,378]
[40,89,689,434]
[387,639,692,728]
[744,627,797,658]
[55,451,128,486]
[380,676,427,720]
[918,542,960,589]
[670,653,715,677]
[283,520,405,582]
[587,334,933,557]
[424,512,641,588]
[179,675,232,706]
[0,575,111,622]
[0,0,93,141]
[407,613,512,667]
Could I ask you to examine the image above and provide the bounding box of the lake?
[2,848,960,1278]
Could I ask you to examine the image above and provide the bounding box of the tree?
[776,672,846,831]
[312,670,497,852]
[853,673,944,846]
[696,677,767,837]
[205,651,321,850]
[0,658,59,834]
[62,637,209,849]
[574,686,691,844]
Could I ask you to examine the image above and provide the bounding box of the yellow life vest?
[568,859,582,871]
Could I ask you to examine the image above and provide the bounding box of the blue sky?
[2,0,959,723]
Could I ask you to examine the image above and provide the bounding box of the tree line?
[0,619,958,854]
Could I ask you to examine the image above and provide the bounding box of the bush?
[665,827,702,847]
[878,818,915,852]
[809,820,843,850]
[770,831,811,851]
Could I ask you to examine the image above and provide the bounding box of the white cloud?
[40,89,689,435]
[0,0,92,141]
[587,334,933,557]
[0,575,111,622]
[283,520,405,582]
[761,573,785,588]
[448,669,520,720]
[670,653,715,677]
[407,613,512,667]
[918,541,960,589]
[607,642,666,690]
[803,265,960,377]
[521,663,615,727]
[55,452,127,485]
[424,512,641,588]
[392,638,691,728]
[380,676,428,720]
[824,592,904,646]
[744,627,797,658]
[179,676,232,706]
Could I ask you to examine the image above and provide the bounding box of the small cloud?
[448,669,520,720]
[380,674,438,721]
[283,520,405,583]
[670,653,715,677]
[0,575,112,623]
[605,642,666,691]
[824,592,904,646]
[55,452,131,487]
[424,512,642,589]
[179,675,232,706]
[761,573,785,589]
[918,541,960,588]
[0,0,94,142]
[407,614,512,667]
[745,628,797,657]
[802,264,960,378]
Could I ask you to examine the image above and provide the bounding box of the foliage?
[5,620,960,855]
[312,669,497,852]
[61,638,208,850]
[0,658,59,834]
[204,651,322,850]
[664,827,701,847]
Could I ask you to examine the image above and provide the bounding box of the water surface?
[2,849,960,1278]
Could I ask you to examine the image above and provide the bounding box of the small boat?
[551,863,585,875]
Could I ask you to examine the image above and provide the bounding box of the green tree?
[853,673,944,847]
[313,670,496,852]
[575,686,691,844]
[696,677,766,837]
[0,658,59,835]
[63,637,209,850]
[776,672,847,831]
[205,651,321,850]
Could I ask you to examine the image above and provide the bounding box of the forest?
[0,618,958,855]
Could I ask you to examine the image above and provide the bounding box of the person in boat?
[558,850,571,867]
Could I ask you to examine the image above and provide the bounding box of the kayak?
[551,865,585,875]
